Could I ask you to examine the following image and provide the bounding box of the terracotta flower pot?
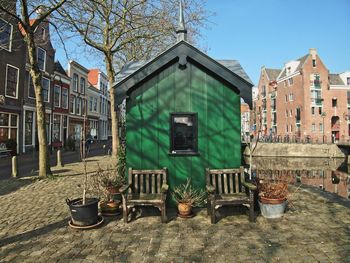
[178,202,192,216]
[259,196,286,205]
[100,200,120,214]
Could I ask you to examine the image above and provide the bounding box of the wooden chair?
[120,168,169,223]
[206,167,257,224]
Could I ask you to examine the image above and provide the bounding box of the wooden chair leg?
[207,196,211,216]
[121,195,128,223]
[161,203,166,223]
[249,191,255,222]
[210,201,216,224]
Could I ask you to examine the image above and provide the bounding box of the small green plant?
[172,179,206,207]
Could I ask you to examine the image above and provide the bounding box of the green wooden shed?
[114,10,253,197]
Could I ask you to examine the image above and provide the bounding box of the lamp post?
[321,112,326,144]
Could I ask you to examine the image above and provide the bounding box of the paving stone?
[0,155,349,262]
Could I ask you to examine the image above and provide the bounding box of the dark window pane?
[0,113,9,126]
[25,111,33,145]
[42,78,50,102]
[28,74,35,98]
[0,128,9,143]
[10,115,17,127]
[171,113,197,153]
[37,48,46,71]
[0,19,12,50]
[6,65,18,97]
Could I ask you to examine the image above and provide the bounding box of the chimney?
[309,48,317,59]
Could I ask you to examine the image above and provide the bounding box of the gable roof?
[265,68,281,80]
[114,41,253,107]
[54,61,68,76]
[329,74,345,85]
[278,54,309,79]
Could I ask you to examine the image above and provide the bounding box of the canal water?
[244,156,350,199]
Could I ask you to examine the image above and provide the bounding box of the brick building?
[255,48,350,143]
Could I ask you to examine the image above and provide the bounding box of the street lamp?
[321,112,326,144]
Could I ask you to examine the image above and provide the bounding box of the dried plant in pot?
[257,179,289,219]
[90,163,126,216]
[172,179,206,218]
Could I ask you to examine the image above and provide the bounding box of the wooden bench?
[206,167,257,224]
[120,168,169,223]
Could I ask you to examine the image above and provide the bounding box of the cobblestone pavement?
[0,156,349,263]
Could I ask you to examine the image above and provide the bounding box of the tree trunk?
[26,32,52,177]
[106,54,119,158]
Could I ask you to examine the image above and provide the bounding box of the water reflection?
[244,157,350,199]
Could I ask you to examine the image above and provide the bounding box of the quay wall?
[243,143,346,158]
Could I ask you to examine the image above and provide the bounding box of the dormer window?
[0,18,13,51]
[312,59,316,67]
[287,67,291,74]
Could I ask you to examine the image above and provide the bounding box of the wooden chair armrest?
[241,181,257,191]
[206,185,215,194]
[120,184,131,193]
[161,183,169,193]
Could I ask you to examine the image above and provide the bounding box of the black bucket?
[66,198,99,226]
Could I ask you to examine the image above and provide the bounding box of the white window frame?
[5,64,19,99]
[42,77,50,102]
[54,85,61,108]
[62,88,68,109]
[37,47,46,71]
[70,95,75,114]
[73,74,78,92]
[0,18,13,52]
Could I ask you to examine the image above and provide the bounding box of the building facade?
[88,69,109,140]
[0,4,26,154]
[255,48,350,143]
[67,60,89,142]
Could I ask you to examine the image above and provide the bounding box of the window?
[289,93,294,101]
[290,109,293,117]
[286,125,288,132]
[24,111,33,145]
[80,77,85,94]
[332,98,337,108]
[89,97,93,111]
[42,77,50,102]
[62,88,68,109]
[0,113,17,145]
[70,95,75,114]
[76,97,81,115]
[312,123,316,132]
[41,28,46,40]
[288,78,293,86]
[53,115,61,141]
[93,97,98,112]
[0,18,13,51]
[82,98,86,115]
[73,74,78,92]
[5,64,19,98]
[286,110,288,117]
[28,73,35,98]
[170,113,198,154]
[347,77,350,85]
[37,47,46,71]
[54,85,61,107]
[311,107,315,115]
[319,107,322,115]
[312,59,316,67]
[285,95,288,102]
[319,123,323,132]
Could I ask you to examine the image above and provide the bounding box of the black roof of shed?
[113,41,254,108]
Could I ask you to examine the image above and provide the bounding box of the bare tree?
[0,0,67,177]
[56,0,210,158]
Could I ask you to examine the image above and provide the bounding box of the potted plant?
[66,122,101,228]
[257,178,288,219]
[172,179,206,218]
[90,145,126,216]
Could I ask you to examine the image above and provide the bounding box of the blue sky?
[201,0,350,84]
[55,0,350,85]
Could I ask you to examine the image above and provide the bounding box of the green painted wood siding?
[126,62,241,197]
